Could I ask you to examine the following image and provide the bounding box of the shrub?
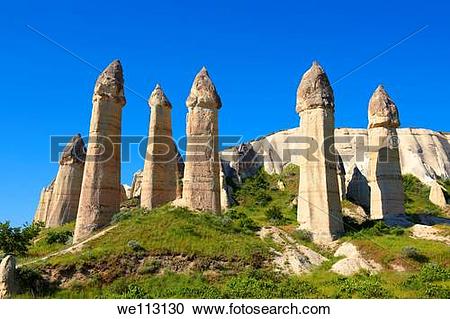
[16,267,56,297]
[46,230,73,245]
[111,211,132,225]
[347,221,404,239]
[235,169,273,207]
[402,263,450,298]
[265,206,287,225]
[224,209,259,233]
[138,259,161,275]
[292,229,313,242]
[333,274,392,298]
[127,240,145,252]
[0,221,43,256]
[401,246,429,263]
[403,174,442,214]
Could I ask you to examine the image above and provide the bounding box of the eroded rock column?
[367,85,405,220]
[296,62,344,242]
[182,67,221,213]
[46,134,85,227]
[74,60,126,243]
[141,85,178,209]
[34,181,55,224]
[0,255,16,299]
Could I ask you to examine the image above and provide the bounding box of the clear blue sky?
[1,0,449,226]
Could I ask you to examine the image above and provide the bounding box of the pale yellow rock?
[182,67,222,213]
[0,255,16,299]
[34,180,55,224]
[46,134,85,227]
[367,86,405,220]
[74,60,126,243]
[259,226,327,274]
[295,62,344,242]
[429,182,447,208]
[331,242,382,276]
[141,85,178,209]
[130,169,143,198]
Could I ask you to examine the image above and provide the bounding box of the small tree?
[0,221,43,256]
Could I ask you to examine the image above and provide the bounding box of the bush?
[235,169,273,207]
[347,221,404,239]
[264,206,287,225]
[403,174,442,215]
[138,259,161,275]
[16,267,56,297]
[0,221,43,256]
[127,240,145,252]
[292,229,313,242]
[224,209,259,233]
[111,211,132,225]
[401,246,429,263]
[402,263,450,298]
[333,274,392,298]
[46,230,73,245]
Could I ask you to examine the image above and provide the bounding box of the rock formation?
[367,85,405,220]
[429,182,447,208]
[221,127,450,188]
[45,134,86,227]
[0,255,16,299]
[34,180,55,224]
[295,62,344,242]
[74,60,126,243]
[182,67,222,213]
[130,169,143,198]
[141,85,178,209]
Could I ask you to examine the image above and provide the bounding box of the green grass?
[15,167,450,299]
[403,174,443,215]
[18,222,75,265]
[41,206,269,267]
[341,222,450,270]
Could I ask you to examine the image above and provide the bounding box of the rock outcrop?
[295,62,344,242]
[34,180,55,224]
[331,242,382,276]
[0,255,16,299]
[429,182,447,208]
[259,227,327,274]
[129,169,143,198]
[141,85,178,209]
[45,134,86,227]
[182,67,222,213]
[220,128,450,195]
[74,60,126,243]
[367,85,405,220]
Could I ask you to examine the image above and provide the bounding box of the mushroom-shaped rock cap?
[368,85,400,129]
[94,60,125,100]
[186,67,222,109]
[148,84,172,109]
[296,62,334,113]
[60,134,86,165]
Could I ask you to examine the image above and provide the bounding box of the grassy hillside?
[13,167,450,299]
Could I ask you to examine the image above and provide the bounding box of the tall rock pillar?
[141,85,178,209]
[296,62,344,242]
[74,60,126,243]
[46,134,86,227]
[182,67,222,213]
[367,85,405,220]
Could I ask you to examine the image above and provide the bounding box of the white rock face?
[221,127,450,205]
[410,224,450,245]
[331,242,382,276]
[259,226,327,274]
[0,255,16,299]
[429,182,448,208]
